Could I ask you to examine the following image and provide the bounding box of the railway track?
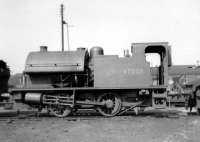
[0,107,195,121]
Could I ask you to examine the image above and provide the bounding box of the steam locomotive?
[11,42,186,117]
[0,60,10,101]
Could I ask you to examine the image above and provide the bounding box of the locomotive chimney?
[40,46,48,52]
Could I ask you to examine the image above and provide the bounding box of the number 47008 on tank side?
[10,42,183,117]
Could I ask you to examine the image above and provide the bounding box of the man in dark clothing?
[187,94,196,112]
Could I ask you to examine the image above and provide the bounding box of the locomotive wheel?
[97,93,122,117]
[51,105,72,118]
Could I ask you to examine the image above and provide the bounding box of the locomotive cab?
[131,42,170,109]
[132,42,170,87]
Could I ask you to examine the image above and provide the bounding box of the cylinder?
[24,93,42,104]
[40,46,48,52]
[90,46,104,58]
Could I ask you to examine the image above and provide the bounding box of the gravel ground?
[0,109,200,142]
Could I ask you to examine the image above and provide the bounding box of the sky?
[0,0,200,74]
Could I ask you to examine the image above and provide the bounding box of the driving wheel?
[97,93,122,117]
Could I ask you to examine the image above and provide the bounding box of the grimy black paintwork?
[10,42,200,117]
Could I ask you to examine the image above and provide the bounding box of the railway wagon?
[11,42,172,117]
[167,65,200,113]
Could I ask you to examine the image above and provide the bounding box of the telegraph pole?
[61,4,70,51]
[61,4,64,51]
